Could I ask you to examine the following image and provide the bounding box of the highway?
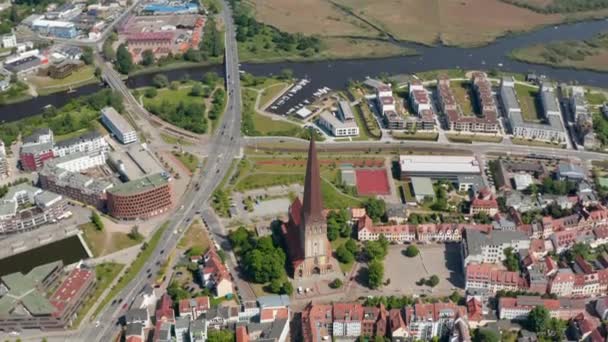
[71,1,243,341]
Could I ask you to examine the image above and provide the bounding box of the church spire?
[302,137,323,223]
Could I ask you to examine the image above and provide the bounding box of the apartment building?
[405,303,465,341]
[498,296,585,321]
[332,303,363,337]
[52,131,108,158]
[465,263,523,293]
[462,228,530,266]
[106,173,173,219]
[38,165,112,210]
[318,110,359,137]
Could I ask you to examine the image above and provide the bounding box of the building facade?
[106,173,173,219]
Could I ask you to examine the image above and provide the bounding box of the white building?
[53,131,108,158]
[101,107,138,144]
[318,111,359,137]
[47,152,106,173]
[462,228,530,267]
[1,33,16,49]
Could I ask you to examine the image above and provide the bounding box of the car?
[147,273,152,279]
[156,261,161,266]
[160,249,165,254]
[118,298,123,303]
[122,303,128,310]
[147,268,151,273]
[8,331,19,336]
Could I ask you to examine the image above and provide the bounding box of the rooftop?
[101,107,135,135]
[108,172,170,196]
[399,155,480,174]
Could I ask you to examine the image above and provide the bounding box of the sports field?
[355,169,391,196]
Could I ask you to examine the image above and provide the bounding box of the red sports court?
[355,169,390,195]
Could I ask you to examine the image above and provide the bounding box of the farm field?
[245,0,601,47]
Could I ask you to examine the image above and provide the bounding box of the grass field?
[514,83,542,123]
[73,262,124,328]
[177,219,211,252]
[172,151,199,173]
[92,222,168,318]
[392,131,439,141]
[510,33,608,72]
[446,133,503,143]
[80,223,139,257]
[450,81,474,115]
[29,66,97,96]
[512,137,566,148]
[586,92,607,106]
[242,88,304,136]
[260,83,288,109]
[250,0,579,48]
[160,132,193,146]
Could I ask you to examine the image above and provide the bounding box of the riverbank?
[509,32,608,73]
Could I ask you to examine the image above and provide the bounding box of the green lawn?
[512,137,566,148]
[172,151,199,173]
[259,83,287,108]
[586,91,607,106]
[30,66,97,96]
[73,262,124,328]
[355,102,382,139]
[92,222,168,318]
[142,84,203,107]
[446,134,503,143]
[330,237,354,273]
[177,219,211,252]
[514,84,542,123]
[160,132,193,146]
[80,223,139,257]
[392,131,438,141]
[415,69,466,81]
[254,114,302,135]
[450,81,474,115]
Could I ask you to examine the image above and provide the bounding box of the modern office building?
[107,172,173,219]
[31,19,78,38]
[318,111,359,137]
[38,165,113,210]
[101,107,137,144]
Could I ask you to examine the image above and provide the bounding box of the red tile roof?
[236,325,249,342]
[203,249,230,283]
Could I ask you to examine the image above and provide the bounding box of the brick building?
[107,173,173,219]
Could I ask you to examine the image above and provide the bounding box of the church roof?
[302,138,324,223]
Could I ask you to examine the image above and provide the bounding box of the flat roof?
[108,172,170,196]
[399,155,480,174]
[319,111,357,129]
[338,101,355,121]
[101,107,135,136]
[410,177,435,196]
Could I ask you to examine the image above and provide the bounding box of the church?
[281,138,336,279]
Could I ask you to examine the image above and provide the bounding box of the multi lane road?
[71,1,244,341]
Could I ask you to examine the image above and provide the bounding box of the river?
[1,19,608,122]
[0,235,89,276]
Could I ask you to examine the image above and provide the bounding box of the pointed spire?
[302,137,323,223]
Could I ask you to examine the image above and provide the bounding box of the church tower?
[297,138,333,276]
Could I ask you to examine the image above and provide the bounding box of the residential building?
[0,141,9,179]
[190,319,207,342]
[1,32,16,48]
[465,263,523,293]
[513,173,534,191]
[332,303,363,337]
[175,317,190,342]
[406,80,437,131]
[38,165,112,210]
[155,294,175,323]
[20,128,55,171]
[101,107,137,144]
[301,303,333,342]
[405,303,465,340]
[0,183,68,235]
[125,323,145,342]
[571,86,593,137]
[470,196,499,216]
[318,110,359,137]
[462,228,530,266]
[501,78,566,143]
[45,151,106,173]
[0,264,95,331]
[595,297,608,320]
[498,296,585,321]
[106,173,174,219]
[201,249,233,298]
[557,162,586,181]
[52,131,108,158]
[179,296,210,320]
[357,215,415,243]
[438,73,499,134]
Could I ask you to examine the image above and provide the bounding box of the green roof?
[1,273,35,298]
[108,173,170,196]
[27,261,62,285]
[599,177,608,189]
[410,177,435,197]
[21,291,54,316]
[0,296,17,316]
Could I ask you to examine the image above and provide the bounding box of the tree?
[426,275,439,287]
[368,259,384,289]
[241,236,286,284]
[203,72,219,86]
[503,247,520,271]
[449,291,463,304]
[207,330,235,342]
[345,239,358,255]
[169,81,180,90]
[329,278,343,289]
[144,87,158,98]
[336,244,354,264]
[190,83,204,96]
[473,328,500,342]
[363,240,387,261]
[187,246,205,257]
[229,226,253,251]
[404,245,419,258]
[153,74,169,88]
[528,305,550,333]
[94,67,101,78]
[473,212,491,224]
[167,281,189,301]
[281,281,293,295]
[279,68,293,80]
[91,211,103,231]
[269,278,282,293]
[81,47,93,65]
[128,225,143,242]
[115,44,134,74]
[364,198,386,222]
[141,49,155,66]
[568,242,592,262]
